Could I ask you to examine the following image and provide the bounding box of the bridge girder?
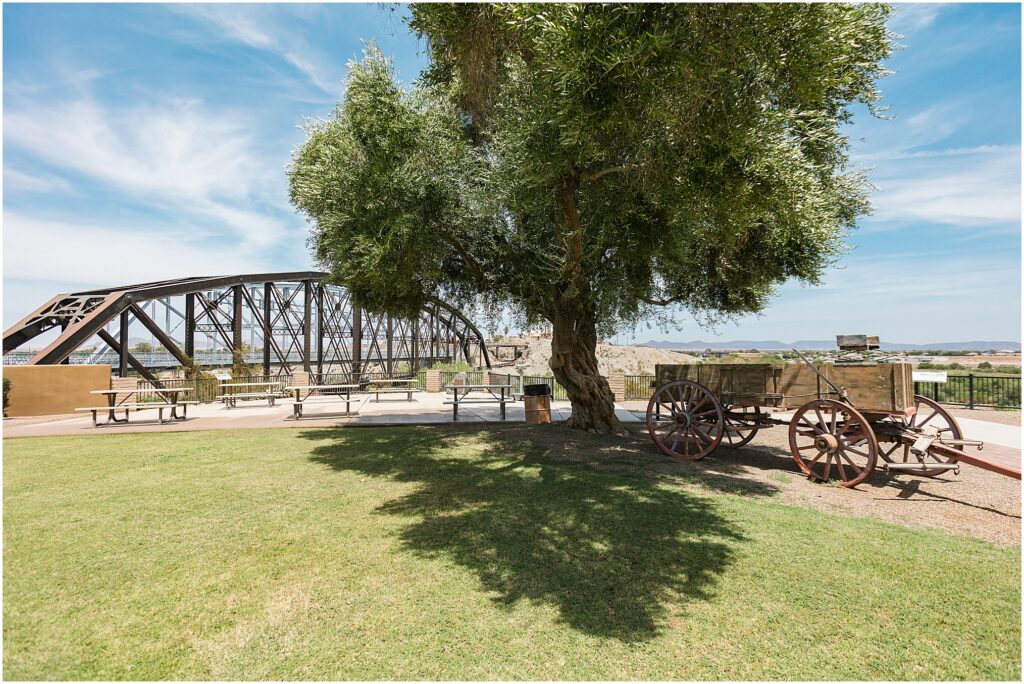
[3,272,491,375]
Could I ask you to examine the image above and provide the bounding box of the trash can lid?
[523,383,551,397]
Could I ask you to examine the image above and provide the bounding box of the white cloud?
[2,212,274,286]
[3,168,75,194]
[4,94,291,248]
[625,252,1020,343]
[171,5,340,94]
[867,145,1021,227]
[889,4,944,36]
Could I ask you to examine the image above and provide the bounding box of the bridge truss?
[2,272,491,382]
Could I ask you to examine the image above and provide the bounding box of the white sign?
[913,370,948,383]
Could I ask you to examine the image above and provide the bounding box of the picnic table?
[444,383,514,421]
[282,384,361,418]
[77,387,195,426]
[218,381,282,408]
[363,378,420,402]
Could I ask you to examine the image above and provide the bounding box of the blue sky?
[3,3,1021,344]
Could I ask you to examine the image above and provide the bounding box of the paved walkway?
[2,392,642,439]
[4,396,1018,472]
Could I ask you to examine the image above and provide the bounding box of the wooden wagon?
[646,339,1020,487]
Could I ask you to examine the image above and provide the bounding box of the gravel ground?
[612,407,1020,547]
[946,407,1021,426]
[702,426,1022,547]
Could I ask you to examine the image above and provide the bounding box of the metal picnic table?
[282,384,361,418]
[444,383,514,421]
[85,387,194,425]
[363,377,420,402]
[217,381,282,408]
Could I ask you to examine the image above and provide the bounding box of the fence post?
[968,373,974,410]
[607,371,625,402]
[933,382,939,403]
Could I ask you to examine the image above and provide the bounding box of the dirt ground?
[942,354,1021,368]
[514,337,695,376]
[703,424,1021,548]
[604,407,1020,547]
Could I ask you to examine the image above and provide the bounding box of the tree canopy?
[289,3,893,431]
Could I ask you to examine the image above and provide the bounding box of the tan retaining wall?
[3,365,112,417]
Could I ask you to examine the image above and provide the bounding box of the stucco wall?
[3,365,111,417]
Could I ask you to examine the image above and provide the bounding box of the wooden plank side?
[829,363,913,412]
[657,362,914,412]
[655,364,785,406]
[778,364,826,408]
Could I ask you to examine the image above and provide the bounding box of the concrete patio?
[2,392,643,439]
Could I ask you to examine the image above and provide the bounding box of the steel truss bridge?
[2,272,491,383]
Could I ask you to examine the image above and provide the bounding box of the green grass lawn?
[4,425,1020,680]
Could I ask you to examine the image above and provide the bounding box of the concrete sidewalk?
[2,392,642,439]
[4,396,1017,473]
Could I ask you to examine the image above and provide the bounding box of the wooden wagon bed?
[654,362,914,415]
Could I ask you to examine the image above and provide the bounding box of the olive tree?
[289,3,892,433]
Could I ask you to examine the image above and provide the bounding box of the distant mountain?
[642,340,1021,352]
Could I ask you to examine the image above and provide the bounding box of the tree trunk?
[548,301,623,434]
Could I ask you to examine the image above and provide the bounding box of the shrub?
[2,377,10,417]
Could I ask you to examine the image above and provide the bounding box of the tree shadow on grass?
[299,423,772,642]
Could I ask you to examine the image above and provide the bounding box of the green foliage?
[978,361,993,370]
[2,377,11,417]
[131,342,154,353]
[289,5,893,336]
[429,360,474,372]
[230,346,259,379]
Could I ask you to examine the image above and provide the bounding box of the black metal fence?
[478,372,569,400]
[914,375,1021,409]
[625,375,656,400]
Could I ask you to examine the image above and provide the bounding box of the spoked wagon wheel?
[646,380,724,460]
[789,399,878,488]
[878,395,962,477]
[721,406,761,448]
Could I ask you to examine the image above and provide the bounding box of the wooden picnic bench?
[217,382,282,408]
[443,384,514,421]
[76,387,196,426]
[282,384,363,418]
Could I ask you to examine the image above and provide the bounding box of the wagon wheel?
[720,406,761,448]
[646,380,724,460]
[789,399,878,488]
[878,395,961,477]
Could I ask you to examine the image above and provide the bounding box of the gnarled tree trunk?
[548,301,623,434]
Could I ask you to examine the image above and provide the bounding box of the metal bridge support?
[3,272,491,376]
[411,320,419,372]
[118,309,129,377]
[386,316,393,374]
[184,293,195,362]
[316,284,324,375]
[303,280,312,373]
[232,285,243,355]
[351,304,362,381]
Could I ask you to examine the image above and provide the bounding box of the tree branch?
[580,164,642,182]
[642,295,684,306]
[437,228,488,285]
